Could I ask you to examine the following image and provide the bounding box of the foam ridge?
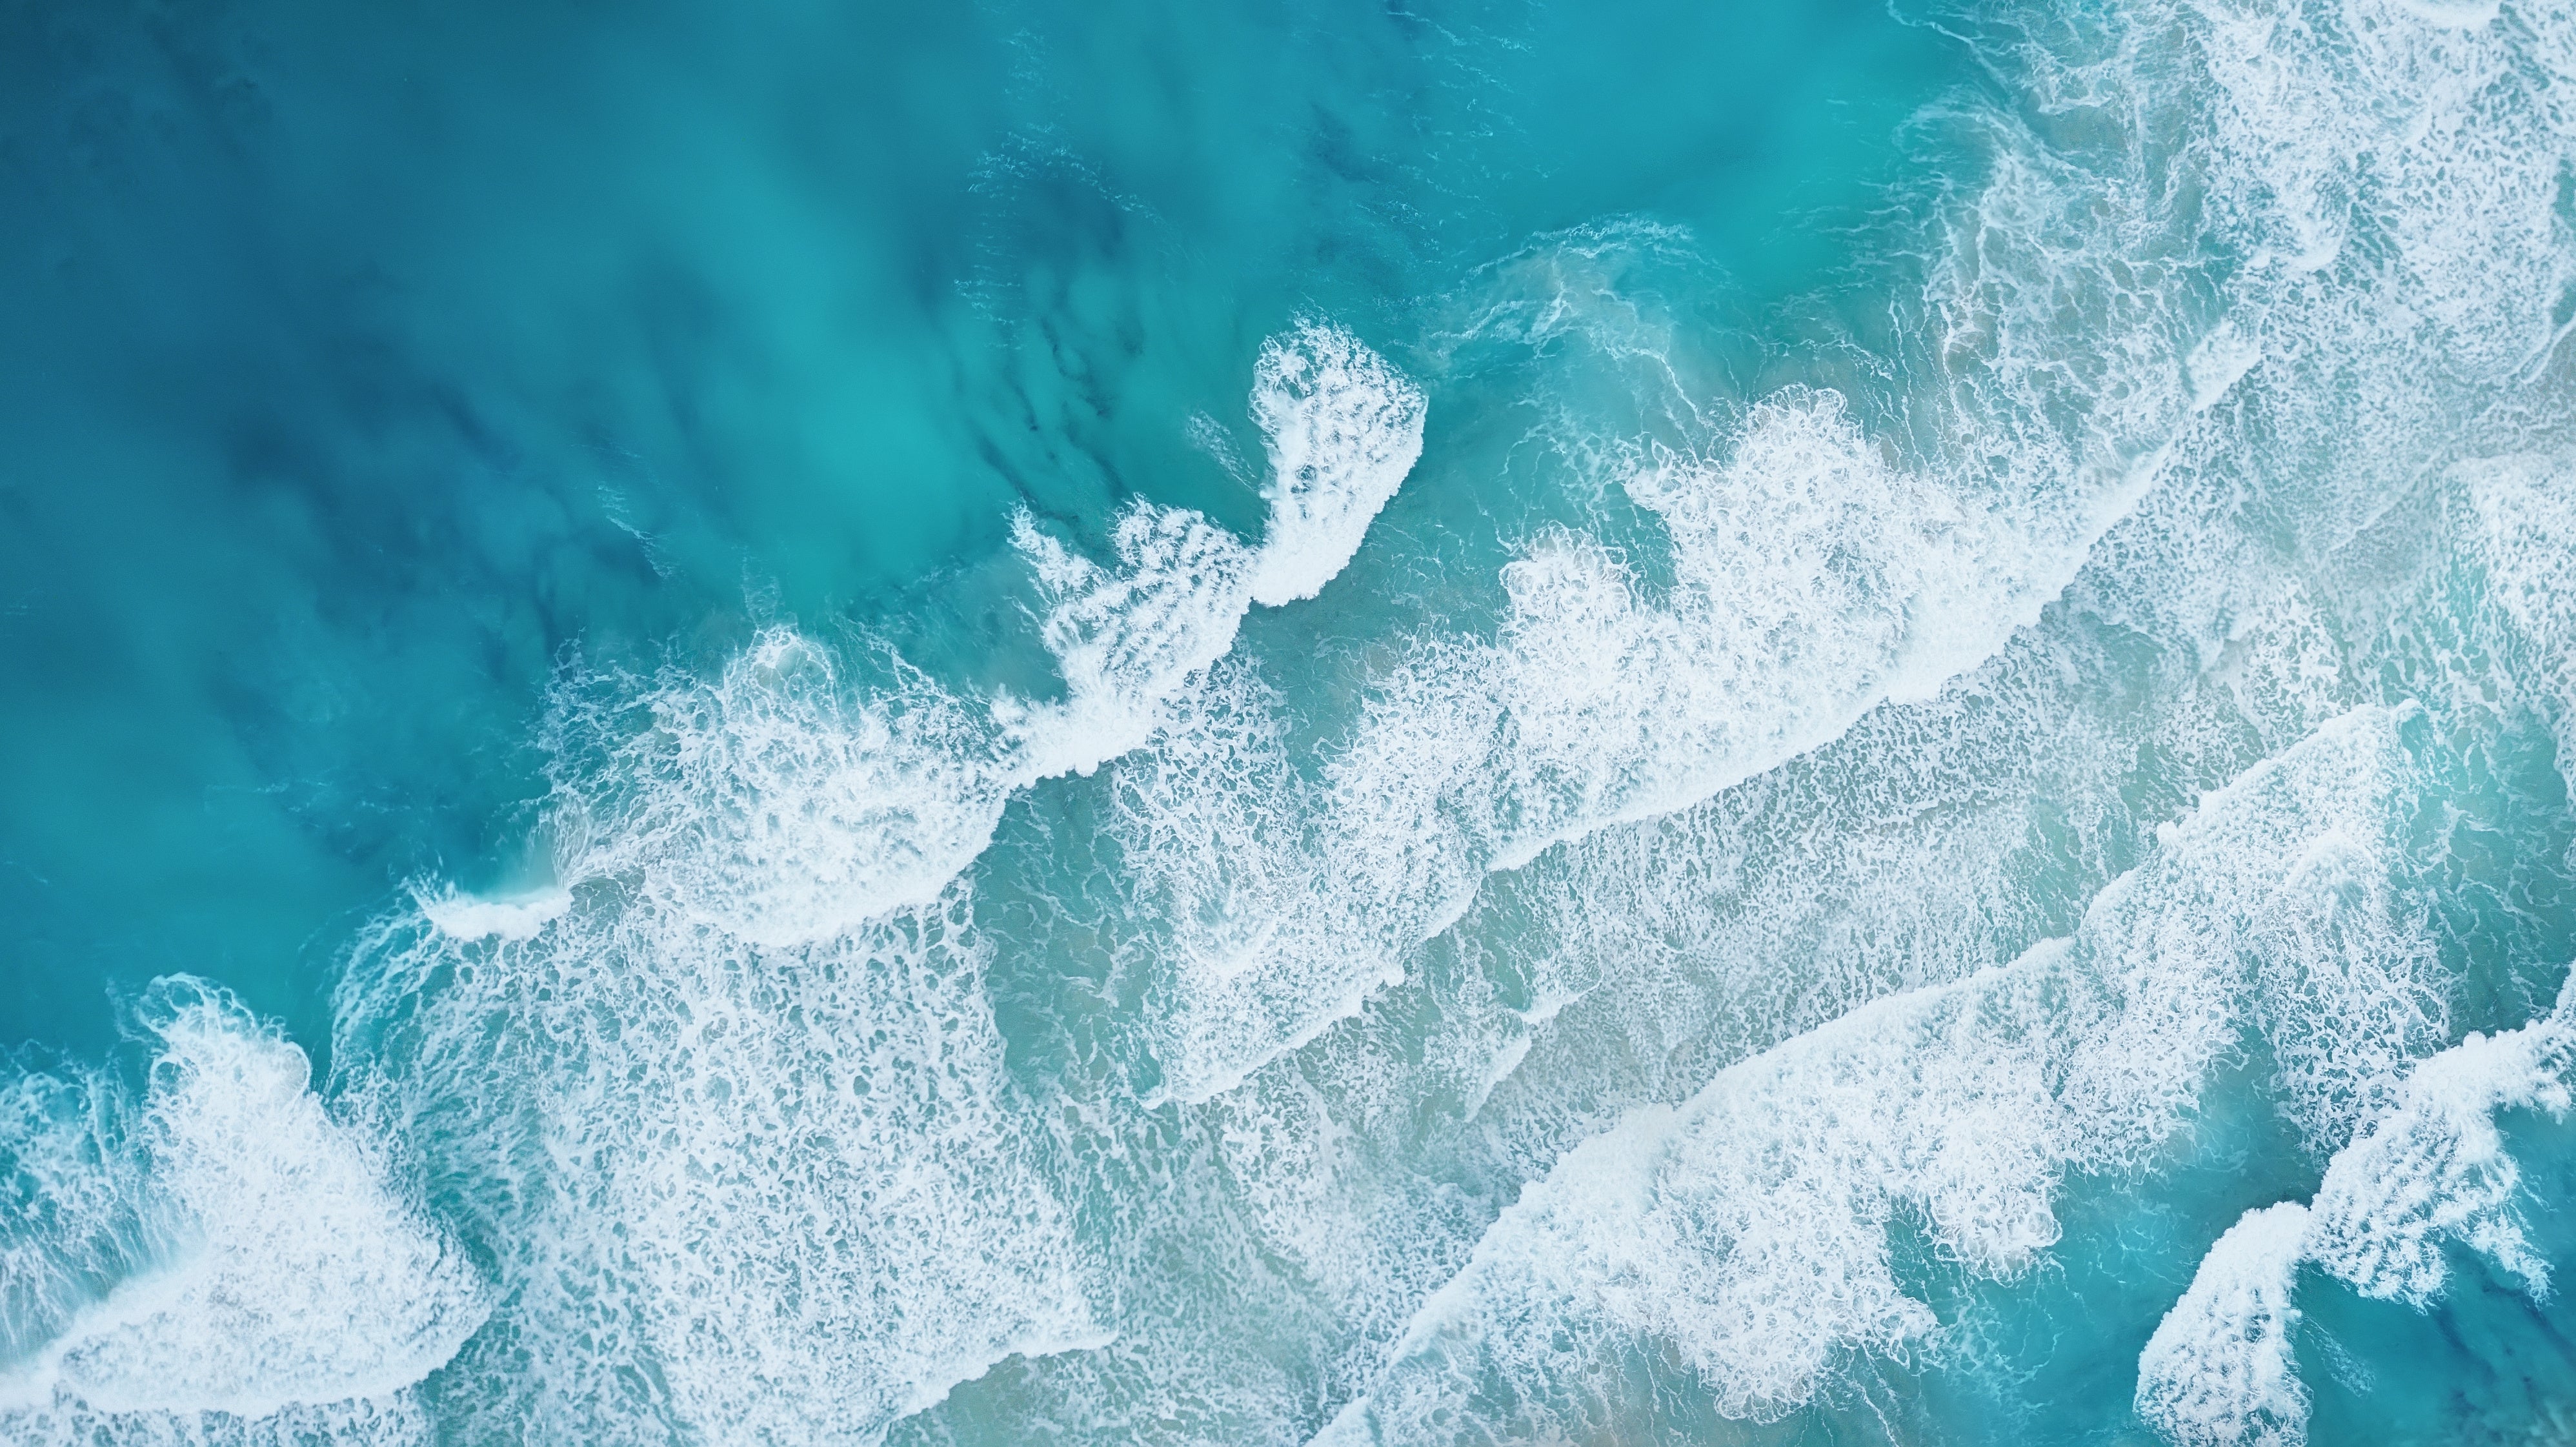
[1120,379,2150,1104]
[1316,706,2448,1439]
[567,321,1425,953]
[2135,1202,2315,1447]
[2134,980,2576,1446]
[1243,321,1431,607]
[0,981,487,1443]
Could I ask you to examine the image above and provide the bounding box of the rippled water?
[8,0,2576,1442]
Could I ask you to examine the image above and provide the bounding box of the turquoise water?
[9,0,2576,1441]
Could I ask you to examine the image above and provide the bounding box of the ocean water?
[8,0,2576,1441]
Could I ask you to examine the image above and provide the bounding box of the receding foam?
[345,828,1110,1445]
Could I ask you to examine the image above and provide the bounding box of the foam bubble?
[1243,320,1430,608]
[2135,1202,2315,1447]
[1322,706,2442,1435]
[2131,986,2576,1447]
[1485,390,2020,851]
[0,982,487,1435]
[415,884,572,943]
[2390,0,2503,28]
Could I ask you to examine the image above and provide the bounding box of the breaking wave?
[18,0,2576,1437]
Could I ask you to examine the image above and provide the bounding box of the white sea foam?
[2305,1002,2576,1304]
[543,321,1418,957]
[156,0,2576,1432]
[552,630,1012,947]
[1243,320,1430,607]
[2186,321,2265,412]
[416,884,571,942]
[1007,502,1258,780]
[1270,12,2576,1426]
[1127,372,2180,1104]
[0,1066,141,1371]
[0,1391,439,1447]
[1318,706,2444,1438]
[1120,52,2308,1099]
[1447,642,2116,1185]
[1009,319,1427,776]
[2460,454,2576,778]
[2462,455,2576,652]
[288,319,1425,1442]
[978,0,2576,1426]
[0,983,487,1442]
[345,792,1110,1444]
[2130,984,2576,1447]
[2135,1202,2315,1447]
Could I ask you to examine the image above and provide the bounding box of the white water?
[0,984,487,1444]
[2136,1202,2314,1447]
[2137,979,2576,1446]
[16,0,2576,1435]
[1321,705,2442,1437]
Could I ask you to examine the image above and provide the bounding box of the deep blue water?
[7,0,2576,1442]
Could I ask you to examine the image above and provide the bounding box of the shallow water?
[8,0,2576,1442]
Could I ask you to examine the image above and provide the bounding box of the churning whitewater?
[11,0,2576,1441]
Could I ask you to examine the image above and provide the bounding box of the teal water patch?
[0,0,1955,1058]
[12,0,2576,1442]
